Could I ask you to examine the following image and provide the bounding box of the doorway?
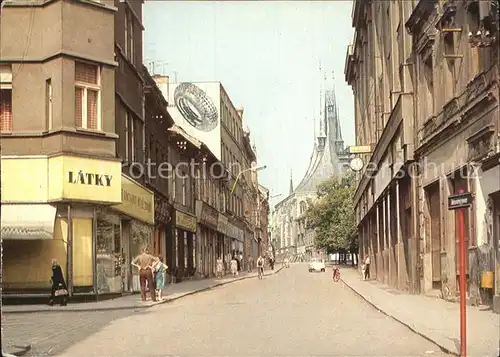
[426,182,441,289]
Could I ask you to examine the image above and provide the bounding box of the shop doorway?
[425,181,441,289]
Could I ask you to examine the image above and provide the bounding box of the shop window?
[0,65,12,133]
[96,213,122,294]
[75,62,100,130]
[72,218,93,288]
[184,231,188,268]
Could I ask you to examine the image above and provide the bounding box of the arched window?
[300,201,307,214]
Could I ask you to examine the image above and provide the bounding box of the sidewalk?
[341,267,499,357]
[3,266,284,314]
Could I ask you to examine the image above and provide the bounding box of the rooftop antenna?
[172,70,179,83]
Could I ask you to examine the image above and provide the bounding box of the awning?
[168,124,202,149]
[1,204,57,240]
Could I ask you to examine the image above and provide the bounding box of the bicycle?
[258,266,264,279]
[332,267,341,282]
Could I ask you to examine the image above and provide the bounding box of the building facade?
[0,0,149,296]
[154,78,267,274]
[345,0,499,311]
[271,85,350,261]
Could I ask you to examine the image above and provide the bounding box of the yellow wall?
[1,155,121,204]
[72,218,93,287]
[1,157,49,202]
[3,218,68,290]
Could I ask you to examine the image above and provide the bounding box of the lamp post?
[231,165,267,194]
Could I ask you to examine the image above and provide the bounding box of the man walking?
[256,255,264,279]
[247,255,253,273]
[364,255,371,280]
[132,247,158,301]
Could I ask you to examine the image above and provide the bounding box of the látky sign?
[448,192,473,210]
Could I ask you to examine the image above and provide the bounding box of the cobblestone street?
[4,264,450,357]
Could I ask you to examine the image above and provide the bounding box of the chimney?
[153,75,170,102]
[236,106,244,119]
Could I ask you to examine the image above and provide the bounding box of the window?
[182,176,187,206]
[172,177,176,200]
[0,65,13,133]
[129,113,135,161]
[46,79,53,130]
[125,9,135,65]
[75,62,100,130]
[124,114,129,161]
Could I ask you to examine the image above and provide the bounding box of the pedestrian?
[153,257,168,301]
[230,257,238,277]
[256,255,264,279]
[131,247,158,302]
[216,257,224,278]
[247,255,253,273]
[364,255,371,280]
[49,258,68,306]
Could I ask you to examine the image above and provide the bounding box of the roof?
[294,88,344,193]
[168,124,202,149]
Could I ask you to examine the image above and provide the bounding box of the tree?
[305,173,358,265]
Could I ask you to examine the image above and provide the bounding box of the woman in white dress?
[216,257,223,278]
[230,257,238,277]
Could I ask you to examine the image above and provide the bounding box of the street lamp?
[231,165,267,194]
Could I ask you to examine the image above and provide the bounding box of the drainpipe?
[67,205,73,297]
[92,207,97,297]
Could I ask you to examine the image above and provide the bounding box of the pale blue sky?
[144,1,355,207]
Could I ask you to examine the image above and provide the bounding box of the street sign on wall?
[448,192,473,210]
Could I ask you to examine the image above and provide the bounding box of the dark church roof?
[294,87,345,194]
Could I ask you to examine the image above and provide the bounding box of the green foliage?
[304,173,358,254]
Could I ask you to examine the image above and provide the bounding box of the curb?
[3,344,32,357]
[4,266,285,314]
[340,277,458,356]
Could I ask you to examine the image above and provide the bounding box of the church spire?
[289,170,294,195]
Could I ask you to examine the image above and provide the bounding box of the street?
[4,264,448,357]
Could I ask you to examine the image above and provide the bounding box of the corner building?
[0,1,121,296]
[345,0,500,311]
[0,0,155,297]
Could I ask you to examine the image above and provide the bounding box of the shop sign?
[60,156,121,203]
[41,155,121,204]
[114,174,154,225]
[217,215,244,241]
[195,200,218,229]
[175,210,197,232]
[155,196,171,223]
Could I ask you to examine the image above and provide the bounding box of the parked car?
[308,258,326,272]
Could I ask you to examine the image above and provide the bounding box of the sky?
[144,1,355,209]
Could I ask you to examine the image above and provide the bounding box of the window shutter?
[87,89,98,129]
[0,89,13,132]
[75,62,97,84]
[75,87,83,127]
